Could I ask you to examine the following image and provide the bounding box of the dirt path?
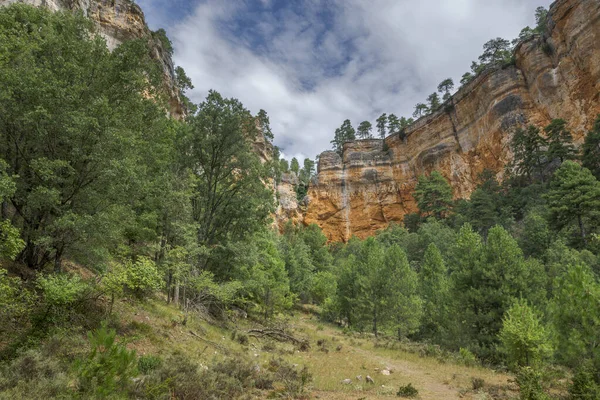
[289,316,515,400]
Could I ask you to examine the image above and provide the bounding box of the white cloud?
[148,0,553,162]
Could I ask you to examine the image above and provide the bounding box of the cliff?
[0,0,185,119]
[306,0,600,242]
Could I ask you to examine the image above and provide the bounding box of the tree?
[513,27,535,45]
[437,78,454,101]
[545,119,577,164]
[479,38,512,66]
[376,113,387,139]
[582,115,600,180]
[280,158,290,173]
[413,103,429,119]
[427,93,441,113]
[257,109,274,142]
[450,225,545,358]
[463,170,511,236]
[400,117,413,130]
[551,263,600,367]
[511,125,549,183]
[460,72,475,85]
[414,172,453,219]
[186,90,274,276]
[419,243,450,342]
[0,5,174,270]
[290,157,300,174]
[387,114,401,133]
[357,121,373,139]
[499,299,552,371]
[545,161,600,246]
[331,119,356,156]
[534,6,549,34]
[299,158,315,186]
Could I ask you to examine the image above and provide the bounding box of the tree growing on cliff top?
[427,93,441,113]
[414,172,453,220]
[479,37,513,66]
[387,114,401,134]
[257,109,274,142]
[376,113,387,139]
[437,78,454,101]
[331,119,356,156]
[413,103,429,119]
[357,121,373,139]
[290,157,300,174]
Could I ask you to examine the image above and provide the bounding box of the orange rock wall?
[306,0,600,242]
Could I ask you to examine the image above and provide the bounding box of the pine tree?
[330,119,356,156]
[545,119,577,164]
[414,172,453,219]
[413,103,429,118]
[419,243,450,342]
[437,78,454,101]
[357,121,373,139]
[511,125,549,183]
[582,115,600,180]
[387,114,401,134]
[376,113,387,139]
[427,93,441,113]
[545,161,600,246]
[290,157,300,174]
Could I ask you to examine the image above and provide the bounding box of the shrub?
[37,273,89,307]
[515,367,549,400]
[458,348,478,367]
[76,323,137,397]
[397,383,419,397]
[138,355,162,374]
[0,269,34,335]
[569,360,600,399]
[472,377,485,390]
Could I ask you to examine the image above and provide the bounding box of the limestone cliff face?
[306,0,600,242]
[1,0,185,119]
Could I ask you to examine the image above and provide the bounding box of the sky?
[136,0,553,162]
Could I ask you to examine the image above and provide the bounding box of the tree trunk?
[174,281,180,306]
[578,215,588,245]
[54,245,64,273]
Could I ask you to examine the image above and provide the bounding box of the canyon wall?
[0,0,185,119]
[306,0,600,242]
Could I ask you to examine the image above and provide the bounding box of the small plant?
[138,355,162,374]
[76,323,137,397]
[458,347,478,367]
[316,323,324,331]
[472,377,485,390]
[397,383,418,397]
[516,367,549,400]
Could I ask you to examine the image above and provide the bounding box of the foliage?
[413,103,429,119]
[569,360,600,400]
[331,119,356,156]
[437,78,454,101]
[152,28,173,55]
[516,367,549,400]
[357,120,373,139]
[138,355,162,375]
[550,263,600,367]
[388,114,401,133]
[37,273,89,307]
[419,244,450,342]
[511,125,549,184]
[185,90,275,277]
[427,92,441,113]
[257,109,274,141]
[499,299,553,370]
[290,157,300,174]
[544,119,577,164]
[396,383,418,397]
[376,113,387,139]
[76,323,137,397]
[414,172,453,220]
[546,161,600,246]
[582,114,600,180]
[0,4,172,271]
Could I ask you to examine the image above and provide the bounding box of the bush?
[569,360,600,399]
[37,273,89,307]
[397,383,418,397]
[76,323,138,397]
[138,355,162,374]
[458,348,478,367]
[0,269,34,336]
[516,367,549,400]
[472,377,485,390]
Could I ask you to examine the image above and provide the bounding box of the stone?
[341,379,352,385]
[366,375,375,384]
[356,375,363,381]
[381,369,391,376]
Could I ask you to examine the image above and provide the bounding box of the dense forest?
[1,3,600,400]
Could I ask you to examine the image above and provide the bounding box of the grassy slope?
[114,299,518,399]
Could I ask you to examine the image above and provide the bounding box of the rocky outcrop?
[306,0,600,242]
[1,0,185,119]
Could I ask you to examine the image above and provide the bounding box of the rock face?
[1,0,185,119]
[306,0,600,242]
